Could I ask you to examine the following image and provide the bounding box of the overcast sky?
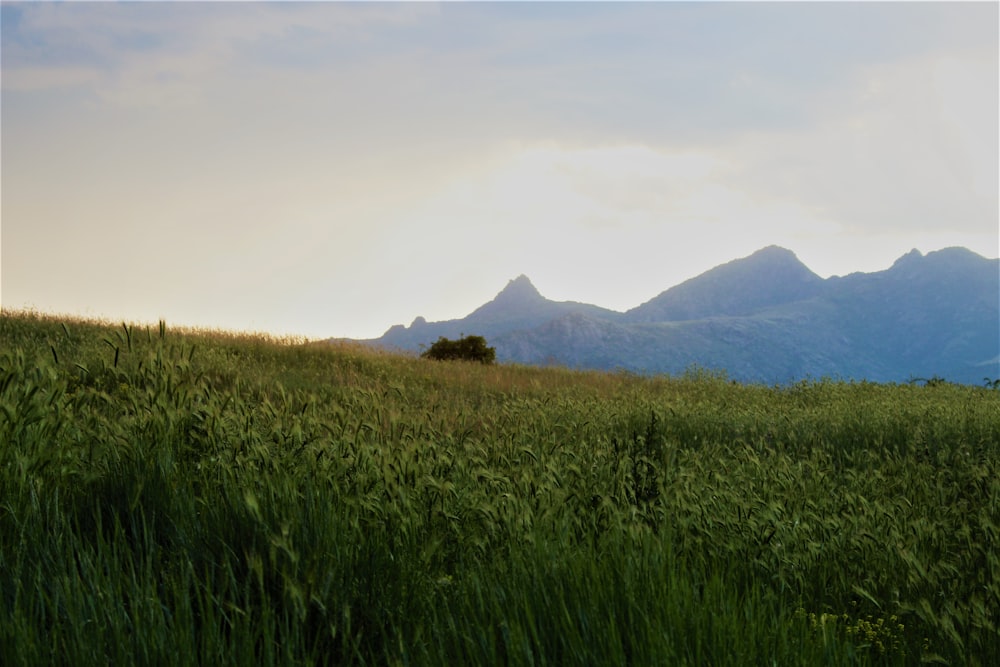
[3,1,997,340]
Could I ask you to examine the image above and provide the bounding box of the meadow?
[1,311,997,665]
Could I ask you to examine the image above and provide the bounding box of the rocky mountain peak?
[492,274,544,306]
[625,245,823,322]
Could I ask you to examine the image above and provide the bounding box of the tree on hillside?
[421,335,496,364]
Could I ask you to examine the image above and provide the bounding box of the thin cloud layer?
[2,2,996,339]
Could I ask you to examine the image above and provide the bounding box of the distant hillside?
[344,246,1000,385]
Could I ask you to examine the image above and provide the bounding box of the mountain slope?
[347,246,999,384]
[820,247,999,382]
[464,274,622,329]
[492,306,859,383]
[372,275,622,351]
[625,245,825,322]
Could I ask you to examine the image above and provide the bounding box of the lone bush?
[421,335,496,364]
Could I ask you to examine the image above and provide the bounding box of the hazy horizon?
[3,2,997,340]
[2,242,996,341]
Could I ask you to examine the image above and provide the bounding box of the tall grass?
[1,310,997,665]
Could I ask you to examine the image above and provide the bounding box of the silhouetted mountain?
[464,274,621,328]
[624,246,825,322]
[476,274,545,311]
[345,246,999,384]
[818,247,999,383]
[374,274,622,351]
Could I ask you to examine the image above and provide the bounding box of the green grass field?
[1,311,997,665]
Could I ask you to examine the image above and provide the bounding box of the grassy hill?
[2,311,998,665]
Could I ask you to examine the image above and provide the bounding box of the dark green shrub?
[421,335,496,364]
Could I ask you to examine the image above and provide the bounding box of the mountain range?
[342,246,1000,385]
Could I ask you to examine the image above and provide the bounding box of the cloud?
[2,1,996,339]
[0,65,100,92]
[7,2,993,149]
[350,140,850,315]
[727,47,998,238]
[1,2,437,107]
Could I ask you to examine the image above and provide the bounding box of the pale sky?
[2,1,997,340]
